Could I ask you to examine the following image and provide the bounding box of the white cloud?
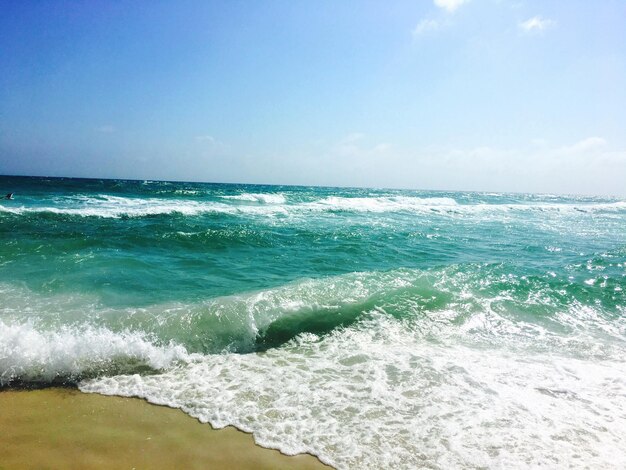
[412,137,625,195]
[434,0,469,13]
[558,137,607,154]
[412,19,440,36]
[519,16,555,32]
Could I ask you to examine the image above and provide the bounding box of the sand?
[0,387,331,470]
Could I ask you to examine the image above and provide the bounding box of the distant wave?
[303,195,459,212]
[1,193,625,219]
[302,196,626,214]
[0,195,240,218]
[220,192,287,204]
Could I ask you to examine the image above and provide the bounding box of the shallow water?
[1,175,625,468]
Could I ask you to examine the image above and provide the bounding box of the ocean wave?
[0,196,238,218]
[302,195,459,213]
[1,265,624,362]
[170,189,205,196]
[302,196,626,215]
[220,193,287,204]
[2,193,625,219]
[158,264,624,358]
[0,193,297,219]
[82,310,626,469]
[0,320,189,386]
[4,266,626,467]
[9,265,613,357]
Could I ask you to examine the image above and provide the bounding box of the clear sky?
[1,0,625,195]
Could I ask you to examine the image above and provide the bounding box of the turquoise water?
[1,175,625,468]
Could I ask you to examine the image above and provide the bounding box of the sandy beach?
[0,388,331,470]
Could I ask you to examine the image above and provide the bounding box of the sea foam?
[2,267,625,468]
[2,193,625,219]
[0,320,189,386]
[82,311,626,469]
[220,192,287,204]
[3,178,626,469]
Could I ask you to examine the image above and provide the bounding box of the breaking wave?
[1,193,625,219]
[2,265,624,388]
[0,320,189,386]
[220,192,287,204]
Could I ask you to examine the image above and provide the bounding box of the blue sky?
[1,0,625,195]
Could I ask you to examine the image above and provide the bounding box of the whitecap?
[220,193,287,204]
[0,320,190,386]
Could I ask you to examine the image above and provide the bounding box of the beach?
[1,176,626,468]
[0,387,330,469]
[2,1,625,467]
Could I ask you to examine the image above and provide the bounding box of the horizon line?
[0,172,619,200]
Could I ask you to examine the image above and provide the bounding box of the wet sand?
[0,388,331,470]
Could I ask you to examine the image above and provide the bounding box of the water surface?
[1,175,625,468]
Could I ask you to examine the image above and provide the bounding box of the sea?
[1,175,625,469]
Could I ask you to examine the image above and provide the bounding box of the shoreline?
[0,387,331,470]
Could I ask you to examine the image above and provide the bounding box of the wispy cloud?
[412,0,466,38]
[434,0,469,13]
[194,134,229,154]
[95,125,115,133]
[412,19,441,36]
[413,136,624,195]
[332,133,391,159]
[558,137,607,155]
[340,132,366,144]
[195,135,216,143]
[519,16,555,32]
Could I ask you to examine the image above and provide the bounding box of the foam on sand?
[82,311,626,469]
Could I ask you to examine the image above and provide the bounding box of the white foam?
[2,271,625,468]
[171,189,204,195]
[1,193,625,219]
[77,268,626,469]
[220,193,287,204]
[82,312,626,469]
[0,195,280,218]
[303,196,460,213]
[0,320,189,385]
[297,196,626,216]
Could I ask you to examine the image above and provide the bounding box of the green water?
[1,175,625,468]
